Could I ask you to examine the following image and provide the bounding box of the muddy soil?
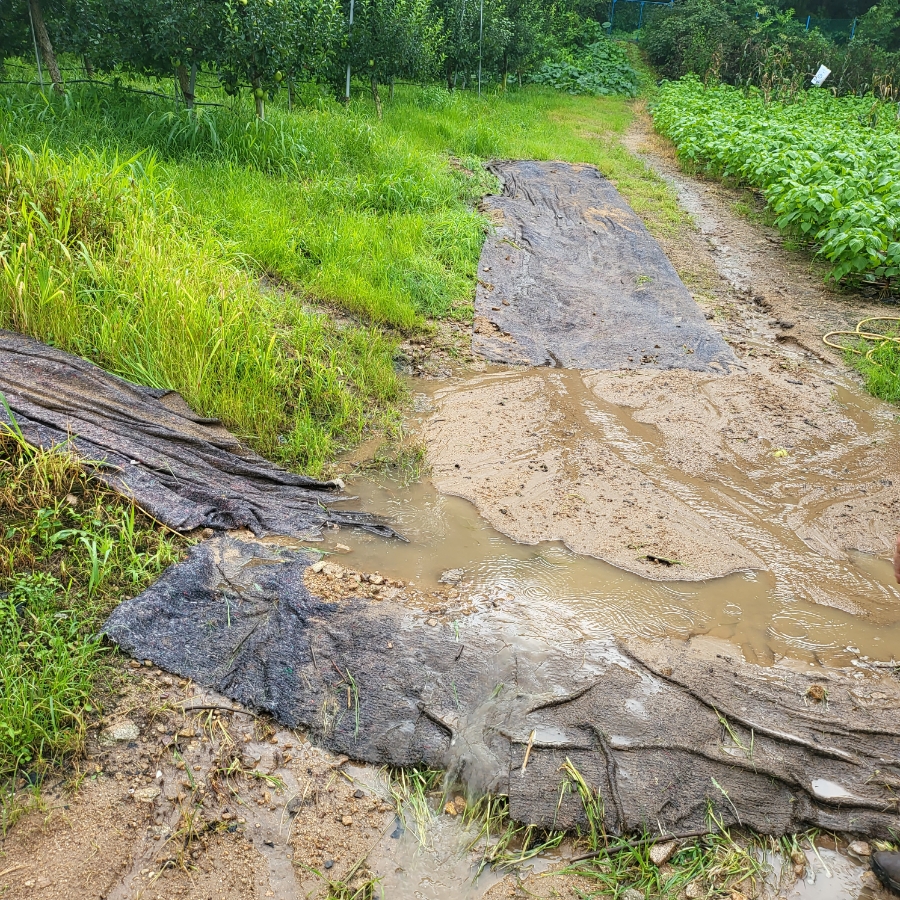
[4,108,900,900]
[424,110,900,615]
[0,668,399,900]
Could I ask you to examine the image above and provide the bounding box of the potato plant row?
[652,77,900,283]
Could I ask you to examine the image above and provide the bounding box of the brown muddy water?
[333,367,900,670]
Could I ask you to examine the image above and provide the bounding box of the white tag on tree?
[811,65,831,86]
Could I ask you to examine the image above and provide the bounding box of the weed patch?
[0,425,184,786]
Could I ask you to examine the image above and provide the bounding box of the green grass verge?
[0,425,185,795]
[0,75,683,474]
[843,328,900,404]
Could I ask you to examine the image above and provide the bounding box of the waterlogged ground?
[2,111,899,900]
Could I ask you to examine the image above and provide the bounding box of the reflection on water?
[333,470,899,668]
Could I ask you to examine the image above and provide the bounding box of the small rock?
[310,561,326,574]
[128,659,142,669]
[860,871,882,890]
[160,675,173,687]
[793,863,805,877]
[221,811,235,821]
[790,850,806,866]
[368,574,384,586]
[848,840,871,857]
[444,800,458,816]
[685,882,704,900]
[621,890,644,900]
[323,563,345,578]
[427,618,439,627]
[353,789,364,799]
[334,544,351,553]
[324,860,334,870]
[100,720,140,744]
[806,684,827,702]
[439,568,464,585]
[286,797,304,816]
[134,786,161,803]
[649,840,677,867]
[64,493,80,507]
[341,815,353,826]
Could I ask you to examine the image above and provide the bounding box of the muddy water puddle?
[333,361,900,668]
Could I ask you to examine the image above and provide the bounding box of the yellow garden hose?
[823,316,900,366]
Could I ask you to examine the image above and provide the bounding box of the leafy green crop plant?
[653,77,900,286]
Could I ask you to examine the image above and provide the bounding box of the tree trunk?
[252,78,265,120]
[288,78,294,112]
[176,64,197,110]
[370,74,382,120]
[28,0,62,94]
[83,56,94,78]
[389,77,394,101]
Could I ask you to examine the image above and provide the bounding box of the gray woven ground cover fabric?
[106,535,900,838]
[473,160,735,372]
[0,330,395,538]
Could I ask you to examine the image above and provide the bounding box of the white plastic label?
[811,65,831,87]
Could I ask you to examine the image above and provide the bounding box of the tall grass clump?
[1,79,682,331]
[0,423,184,791]
[0,143,402,474]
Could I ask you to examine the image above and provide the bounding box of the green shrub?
[642,0,900,99]
[532,39,638,96]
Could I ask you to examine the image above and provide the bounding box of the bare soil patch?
[424,112,900,598]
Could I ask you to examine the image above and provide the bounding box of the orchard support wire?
[478,0,484,97]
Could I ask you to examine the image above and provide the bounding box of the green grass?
[834,319,900,403]
[0,131,402,474]
[0,423,184,795]
[0,73,683,474]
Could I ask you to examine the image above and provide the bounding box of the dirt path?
[425,108,900,617]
